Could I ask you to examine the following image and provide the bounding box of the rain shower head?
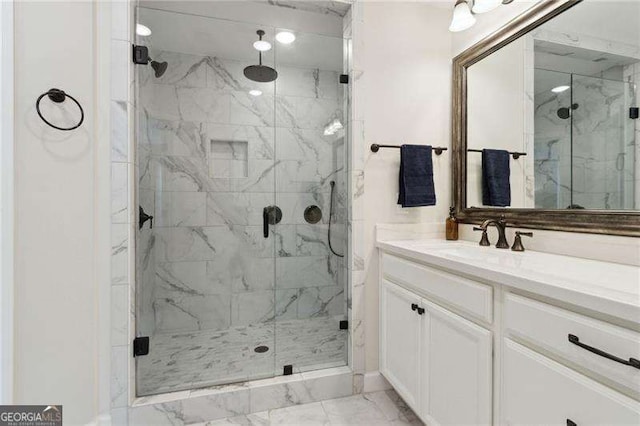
[244,30,278,83]
[151,60,168,78]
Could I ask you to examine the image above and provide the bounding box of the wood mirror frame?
[452,0,640,237]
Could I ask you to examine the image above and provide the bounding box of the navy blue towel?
[482,149,511,207]
[397,145,436,207]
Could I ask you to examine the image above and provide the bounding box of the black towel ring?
[36,88,84,131]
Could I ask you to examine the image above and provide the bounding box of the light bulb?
[472,0,501,14]
[276,31,296,44]
[253,40,272,52]
[249,90,263,97]
[136,24,152,37]
[551,85,570,93]
[449,0,476,33]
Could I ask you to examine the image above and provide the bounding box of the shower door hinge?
[133,336,150,357]
[339,320,348,330]
[630,107,639,119]
[133,45,150,65]
[283,365,293,375]
[339,74,349,84]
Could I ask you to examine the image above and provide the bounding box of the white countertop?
[377,239,640,324]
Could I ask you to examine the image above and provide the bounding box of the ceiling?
[139,7,344,71]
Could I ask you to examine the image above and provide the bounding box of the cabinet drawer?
[505,293,640,395]
[503,339,640,425]
[382,254,492,323]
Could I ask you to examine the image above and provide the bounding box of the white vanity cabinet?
[380,278,492,425]
[378,247,640,426]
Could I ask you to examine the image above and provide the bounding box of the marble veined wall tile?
[155,225,291,263]
[111,101,128,162]
[298,286,344,318]
[140,84,181,121]
[207,257,274,293]
[231,290,275,326]
[207,57,275,96]
[155,261,231,297]
[155,192,207,227]
[111,224,129,285]
[276,96,343,130]
[207,192,275,226]
[151,156,228,192]
[276,256,338,289]
[111,163,128,223]
[180,387,251,424]
[177,87,231,124]
[275,289,299,320]
[296,224,330,256]
[146,119,207,158]
[155,293,231,332]
[276,127,341,162]
[229,92,275,127]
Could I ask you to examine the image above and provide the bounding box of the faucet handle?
[473,227,490,246]
[511,231,533,252]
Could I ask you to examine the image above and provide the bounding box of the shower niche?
[134,4,349,396]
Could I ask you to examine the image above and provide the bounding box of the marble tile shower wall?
[136,49,347,335]
[534,71,637,209]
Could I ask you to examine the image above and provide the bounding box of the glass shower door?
[134,8,278,396]
[272,30,349,374]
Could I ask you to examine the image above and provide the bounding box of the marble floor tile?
[137,317,347,396]
[199,391,422,426]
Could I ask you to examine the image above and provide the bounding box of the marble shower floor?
[204,390,423,426]
[138,317,348,395]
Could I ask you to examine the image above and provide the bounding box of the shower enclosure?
[534,69,636,210]
[134,6,348,396]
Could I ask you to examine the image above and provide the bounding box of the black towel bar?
[467,148,526,160]
[370,144,447,155]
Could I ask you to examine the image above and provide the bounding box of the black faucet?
[474,216,509,249]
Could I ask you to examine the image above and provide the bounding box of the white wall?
[13,2,99,424]
[466,37,526,208]
[362,1,452,372]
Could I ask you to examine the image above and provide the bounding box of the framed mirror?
[453,0,640,236]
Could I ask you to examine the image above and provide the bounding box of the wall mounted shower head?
[244,30,278,83]
[150,60,168,78]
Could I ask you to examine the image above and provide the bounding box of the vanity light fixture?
[472,0,502,14]
[449,0,476,32]
[249,89,263,96]
[136,24,152,37]
[276,31,296,44]
[551,85,570,93]
[449,0,514,32]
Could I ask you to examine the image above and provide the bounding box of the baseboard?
[363,371,391,393]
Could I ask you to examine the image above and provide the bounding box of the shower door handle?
[263,207,269,238]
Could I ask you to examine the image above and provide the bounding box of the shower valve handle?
[263,207,269,238]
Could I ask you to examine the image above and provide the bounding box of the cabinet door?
[380,279,423,411]
[421,298,492,426]
[503,339,640,425]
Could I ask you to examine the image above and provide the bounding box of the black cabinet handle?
[567,420,576,426]
[568,334,640,369]
[263,207,269,238]
[411,304,425,315]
